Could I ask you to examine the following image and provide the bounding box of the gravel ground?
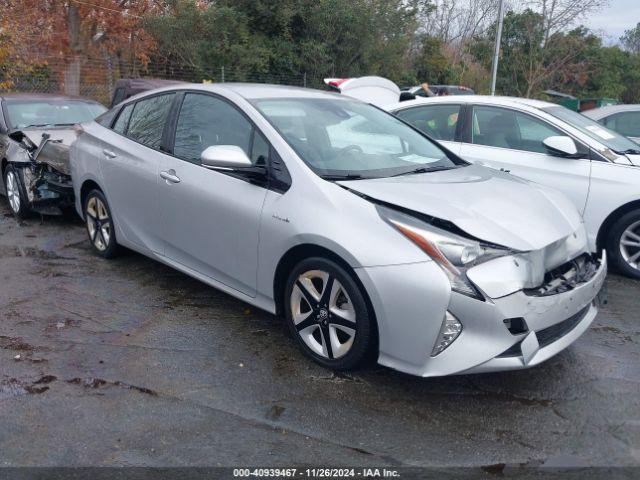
[0,203,638,469]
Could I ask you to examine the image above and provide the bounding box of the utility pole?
[490,0,505,96]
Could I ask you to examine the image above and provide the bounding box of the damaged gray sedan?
[0,94,106,218]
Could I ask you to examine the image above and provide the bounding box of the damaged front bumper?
[366,247,606,377]
[6,130,75,215]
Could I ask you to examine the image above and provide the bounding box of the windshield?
[252,97,463,179]
[5,100,107,129]
[543,105,640,154]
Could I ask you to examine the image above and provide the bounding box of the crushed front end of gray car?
[7,129,76,215]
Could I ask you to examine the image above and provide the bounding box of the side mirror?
[201,145,252,170]
[543,136,578,157]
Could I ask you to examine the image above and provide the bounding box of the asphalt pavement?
[0,203,638,469]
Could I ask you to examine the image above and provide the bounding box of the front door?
[158,92,269,296]
[459,105,591,214]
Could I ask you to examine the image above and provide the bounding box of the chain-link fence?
[1,56,311,106]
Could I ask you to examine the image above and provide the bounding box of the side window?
[112,103,134,134]
[173,93,253,164]
[126,94,174,149]
[472,106,561,153]
[396,105,460,141]
[602,112,640,137]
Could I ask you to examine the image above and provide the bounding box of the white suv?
[388,96,640,279]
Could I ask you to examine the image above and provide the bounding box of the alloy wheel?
[6,170,21,214]
[85,196,111,252]
[290,270,357,360]
[620,220,640,270]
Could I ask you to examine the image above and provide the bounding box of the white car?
[387,96,640,279]
[583,104,640,144]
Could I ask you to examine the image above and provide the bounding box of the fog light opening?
[431,311,462,357]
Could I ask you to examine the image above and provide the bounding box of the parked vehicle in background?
[389,96,640,279]
[584,105,640,144]
[402,85,475,99]
[110,78,185,107]
[71,83,605,377]
[0,93,106,218]
[324,77,401,106]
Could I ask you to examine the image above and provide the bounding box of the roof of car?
[582,104,640,119]
[119,82,348,105]
[388,95,557,111]
[0,92,102,103]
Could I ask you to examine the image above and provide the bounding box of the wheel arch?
[79,179,103,217]
[272,243,379,354]
[596,199,640,251]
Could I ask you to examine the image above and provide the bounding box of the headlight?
[378,205,511,299]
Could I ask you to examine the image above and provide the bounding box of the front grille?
[536,304,590,348]
[524,254,599,297]
[497,304,591,358]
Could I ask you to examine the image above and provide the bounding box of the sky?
[581,0,640,44]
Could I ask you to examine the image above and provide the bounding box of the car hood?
[9,127,77,176]
[20,127,78,148]
[624,153,640,166]
[338,164,582,251]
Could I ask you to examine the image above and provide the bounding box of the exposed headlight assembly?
[378,205,511,299]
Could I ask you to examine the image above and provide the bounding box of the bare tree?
[525,0,609,45]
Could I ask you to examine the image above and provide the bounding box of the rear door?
[394,103,464,155]
[158,92,269,296]
[99,92,175,253]
[459,105,591,214]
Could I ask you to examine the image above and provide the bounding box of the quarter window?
[112,103,134,134]
[126,94,174,149]
[472,106,561,154]
[173,93,253,164]
[396,105,461,141]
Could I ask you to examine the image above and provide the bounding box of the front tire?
[4,165,29,219]
[606,209,640,279]
[83,189,119,258]
[284,257,374,370]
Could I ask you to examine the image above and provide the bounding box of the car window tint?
[112,103,134,134]
[396,105,460,141]
[472,106,561,153]
[173,93,252,164]
[602,112,640,138]
[251,130,269,166]
[126,94,174,149]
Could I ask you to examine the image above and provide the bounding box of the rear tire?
[606,209,640,279]
[83,189,119,259]
[284,257,374,371]
[3,165,29,219]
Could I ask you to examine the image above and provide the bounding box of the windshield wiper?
[321,173,365,181]
[389,165,454,177]
[21,123,55,128]
[618,148,640,155]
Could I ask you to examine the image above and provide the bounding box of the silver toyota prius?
[70,84,606,377]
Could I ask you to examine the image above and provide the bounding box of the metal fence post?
[221,66,225,83]
[303,72,307,88]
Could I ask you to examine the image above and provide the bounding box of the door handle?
[160,169,181,184]
[102,149,117,158]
